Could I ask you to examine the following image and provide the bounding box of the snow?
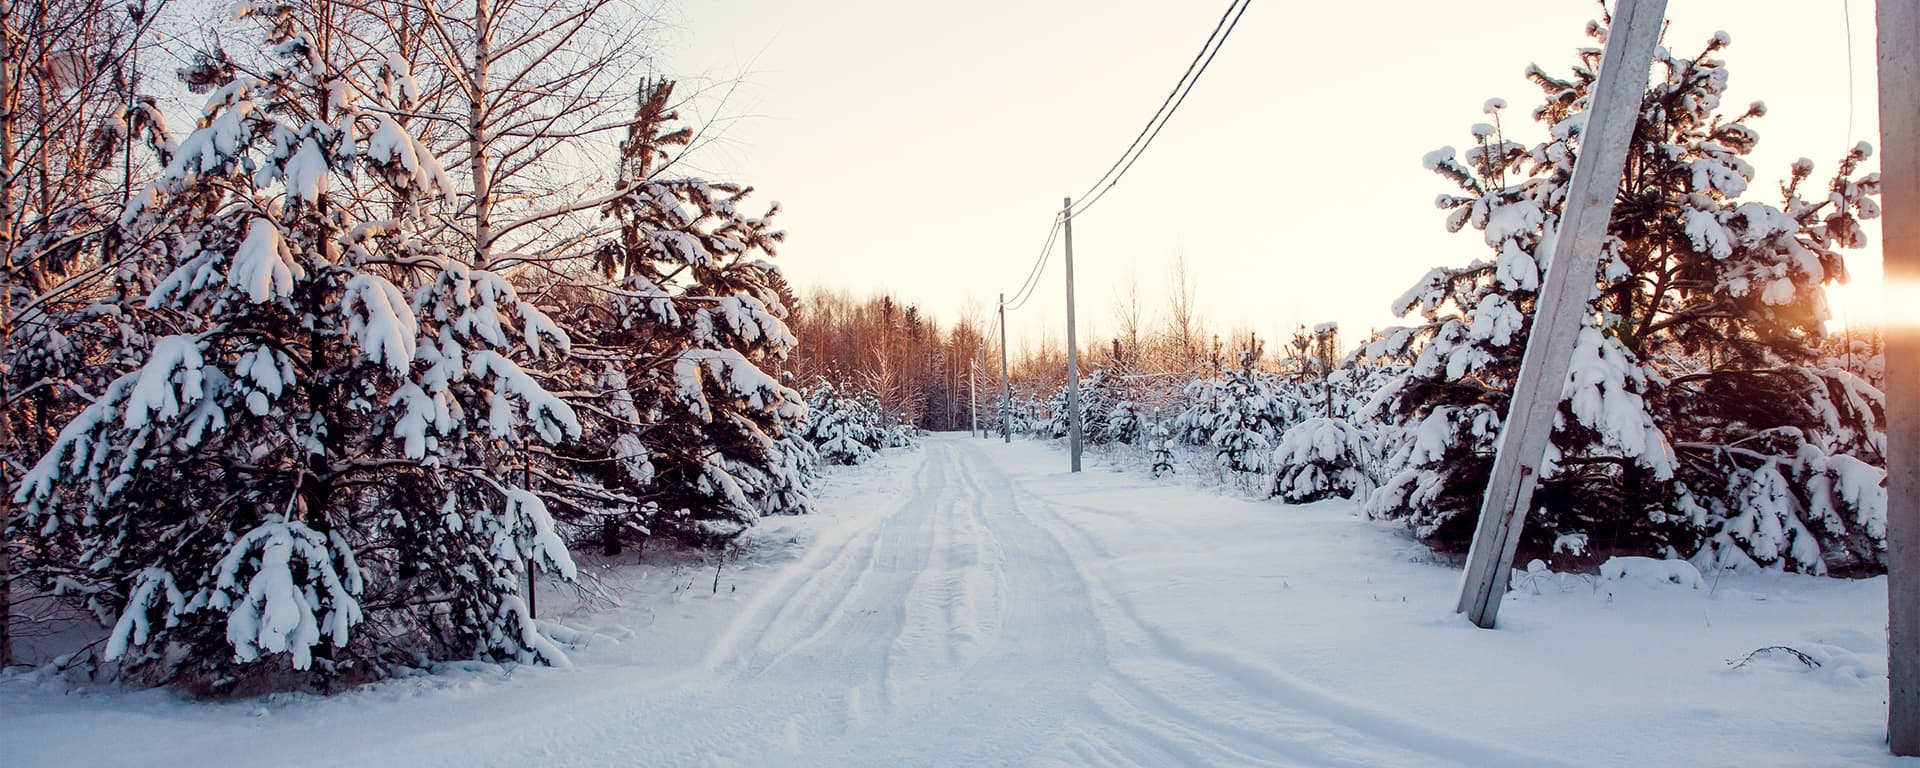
[467,350,581,444]
[123,335,207,431]
[1597,556,1706,590]
[342,274,418,375]
[365,113,454,199]
[505,488,578,581]
[163,98,251,184]
[283,135,331,203]
[2,436,1906,767]
[202,522,366,670]
[227,218,302,303]
[103,568,184,662]
[1559,327,1676,477]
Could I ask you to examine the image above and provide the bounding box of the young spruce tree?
[1367,16,1883,573]
[557,79,812,551]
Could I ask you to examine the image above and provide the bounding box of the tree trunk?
[599,517,621,556]
[0,0,20,670]
[468,0,492,267]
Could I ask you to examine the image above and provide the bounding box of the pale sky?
[661,0,1884,351]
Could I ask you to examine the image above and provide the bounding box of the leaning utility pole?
[1062,199,1084,472]
[1455,0,1665,629]
[1879,0,1918,754]
[1000,293,1012,443]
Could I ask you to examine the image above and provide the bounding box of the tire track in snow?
[785,437,1108,767]
[729,438,959,749]
[885,436,1013,710]
[884,444,961,704]
[969,458,1391,766]
[976,442,1575,768]
[946,440,1008,667]
[703,450,931,676]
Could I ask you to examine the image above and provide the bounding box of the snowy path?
[2,434,1906,767]
[377,434,1526,767]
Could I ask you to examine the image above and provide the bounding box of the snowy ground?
[2,434,1909,767]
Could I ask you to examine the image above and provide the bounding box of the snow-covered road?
[675,433,1513,768]
[3,434,1906,767]
[366,434,1520,767]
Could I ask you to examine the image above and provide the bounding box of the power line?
[1069,0,1252,219]
[1002,214,1064,312]
[1002,0,1252,316]
[1071,0,1242,207]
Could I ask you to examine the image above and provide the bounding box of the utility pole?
[1455,0,1665,629]
[1000,293,1012,443]
[1062,199,1084,472]
[1879,0,1918,754]
[970,343,979,438]
[979,340,989,438]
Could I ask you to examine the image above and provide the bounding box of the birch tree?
[1,0,175,668]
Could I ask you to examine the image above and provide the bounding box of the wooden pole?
[1000,294,1012,443]
[1455,0,1666,628]
[978,340,988,438]
[1878,0,1919,754]
[970,346,979,438]
[1062,198,1084,472]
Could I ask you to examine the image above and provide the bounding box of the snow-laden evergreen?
[1269,418,1374,504]
[796,379,917,466]
[1364,18,1884,572]
[1172,347,1295,474]
[546,79,814,549]
[1147,420,1177,479]
[804,381,879,465]
[1102,399,1144,446]
[13,6,582,687]
[1030,368,1144,446]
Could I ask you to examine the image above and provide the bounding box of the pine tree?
[804,380,878,465]
[1367,17,1883,573]
[1044,385,1073,440]
[1173,343,1293,474]
[13,3,582,687]
[1270,418,1373,503]
[1148,418,1177,479]
[1103,399,1144,446]
[556,79,812,550]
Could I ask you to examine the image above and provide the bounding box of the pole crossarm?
[1454,0,1667,629]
